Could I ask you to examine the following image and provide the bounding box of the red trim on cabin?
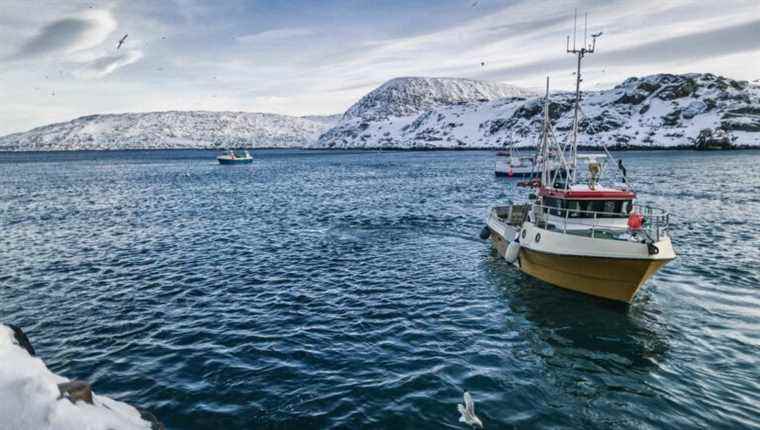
[539,187,636,200]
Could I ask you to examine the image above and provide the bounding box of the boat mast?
[566,11,600,185]
[541,77,551,187]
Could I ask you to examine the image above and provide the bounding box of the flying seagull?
[116,34,128,50]
[458,391,483,428]
[591,31,603,38]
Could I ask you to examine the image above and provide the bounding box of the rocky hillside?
[0,111,340,151]
[343,77,537,121]
[317,73,760,149]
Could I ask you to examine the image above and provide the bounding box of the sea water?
[1,149,758,429]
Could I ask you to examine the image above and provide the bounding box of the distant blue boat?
[217,150,252,165]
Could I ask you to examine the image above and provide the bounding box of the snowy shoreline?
[2,145,759,154]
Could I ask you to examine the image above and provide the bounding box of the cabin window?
[566,200,581,218]
[543,197,563,216]
[544,198,632,218]
[593,200,630,218]
[578,200,590,216]
[559,200,632,218]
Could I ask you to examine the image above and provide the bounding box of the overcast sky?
[1,0,758,135]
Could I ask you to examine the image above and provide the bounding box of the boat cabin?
[539,186,635,219]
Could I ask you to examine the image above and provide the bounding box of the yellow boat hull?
[490,232,672,303]
[518,248,670,302]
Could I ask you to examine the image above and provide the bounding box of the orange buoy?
[627,212,644,230]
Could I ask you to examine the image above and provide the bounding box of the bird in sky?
[592,31,603,38]
[457,392,483,428]
[116,34,128,50]
[480,62,485,67]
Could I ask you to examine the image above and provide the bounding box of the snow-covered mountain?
[0,111,340,151]
[317,74,760,149]
[343,77,537,121]
[3,74,758,152]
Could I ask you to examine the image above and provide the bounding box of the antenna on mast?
[572,9,577,51]
[583,13,588,50]
[565,11,601,185]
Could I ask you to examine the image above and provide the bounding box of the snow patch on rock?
[0,325,154,430]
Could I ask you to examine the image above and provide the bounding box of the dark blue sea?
[1,149,758,429]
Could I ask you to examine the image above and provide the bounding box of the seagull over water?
[116,33,128,50]
[458,391,483,428]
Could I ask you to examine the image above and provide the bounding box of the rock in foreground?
[0,324,163,430]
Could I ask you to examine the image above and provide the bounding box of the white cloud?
[10,9,117,60]
[4,8,146,80]
[236,28,314,44]
[308,0,760,92]
[75,49,144,79]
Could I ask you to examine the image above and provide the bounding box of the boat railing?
[532,203,670,241]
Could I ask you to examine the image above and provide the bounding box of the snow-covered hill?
[317,73,760,149]
[0,111,340,151]
[3,74,758,152]
[343,77,537,121]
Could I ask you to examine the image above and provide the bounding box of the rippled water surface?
[1,149,759,429]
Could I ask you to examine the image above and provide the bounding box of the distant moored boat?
[217,149,252,165]
[494,151,559,178]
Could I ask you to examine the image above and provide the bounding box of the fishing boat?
[494,151,560,178]
[217,149,252,165]
[494,151,539,178]
[482,27,676,303]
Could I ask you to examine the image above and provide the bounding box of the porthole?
[535,233,541,243]
[521,229,527,239]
